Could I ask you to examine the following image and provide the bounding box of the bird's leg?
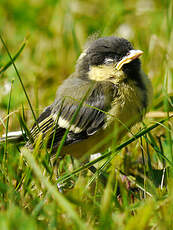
[53,155,75,192]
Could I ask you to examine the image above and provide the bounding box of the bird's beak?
[115,50,143,70]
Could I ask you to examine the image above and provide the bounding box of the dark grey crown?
[76,36,141,78]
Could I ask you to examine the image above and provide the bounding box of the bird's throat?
[88,65,126,84]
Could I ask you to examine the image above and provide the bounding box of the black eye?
[104,57,114,65]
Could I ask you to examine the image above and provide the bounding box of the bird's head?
[76,36,143,84]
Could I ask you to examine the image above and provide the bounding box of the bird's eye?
[104,58,114,65]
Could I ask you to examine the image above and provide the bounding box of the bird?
[0,36,153,158]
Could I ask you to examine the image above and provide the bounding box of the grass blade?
[0,39,26,75]
[0,34,40,131]
[22,147,88,230]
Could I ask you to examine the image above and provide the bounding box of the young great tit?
[0,36,153,157]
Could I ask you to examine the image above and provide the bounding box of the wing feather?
[28,77,116,150]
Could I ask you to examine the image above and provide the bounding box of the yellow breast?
[105,80,144,130]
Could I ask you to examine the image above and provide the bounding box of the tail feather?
[0,131,25,144]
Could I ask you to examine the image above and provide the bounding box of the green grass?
[0,0,173,229]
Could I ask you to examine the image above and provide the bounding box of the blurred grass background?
[0,0,173,229]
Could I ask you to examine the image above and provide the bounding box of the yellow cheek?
[88,65,126,83]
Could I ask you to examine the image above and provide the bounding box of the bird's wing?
[29,77,116,149]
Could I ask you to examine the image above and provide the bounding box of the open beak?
[115,49,143,70]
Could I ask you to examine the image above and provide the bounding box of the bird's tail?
[0,131,25,144]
